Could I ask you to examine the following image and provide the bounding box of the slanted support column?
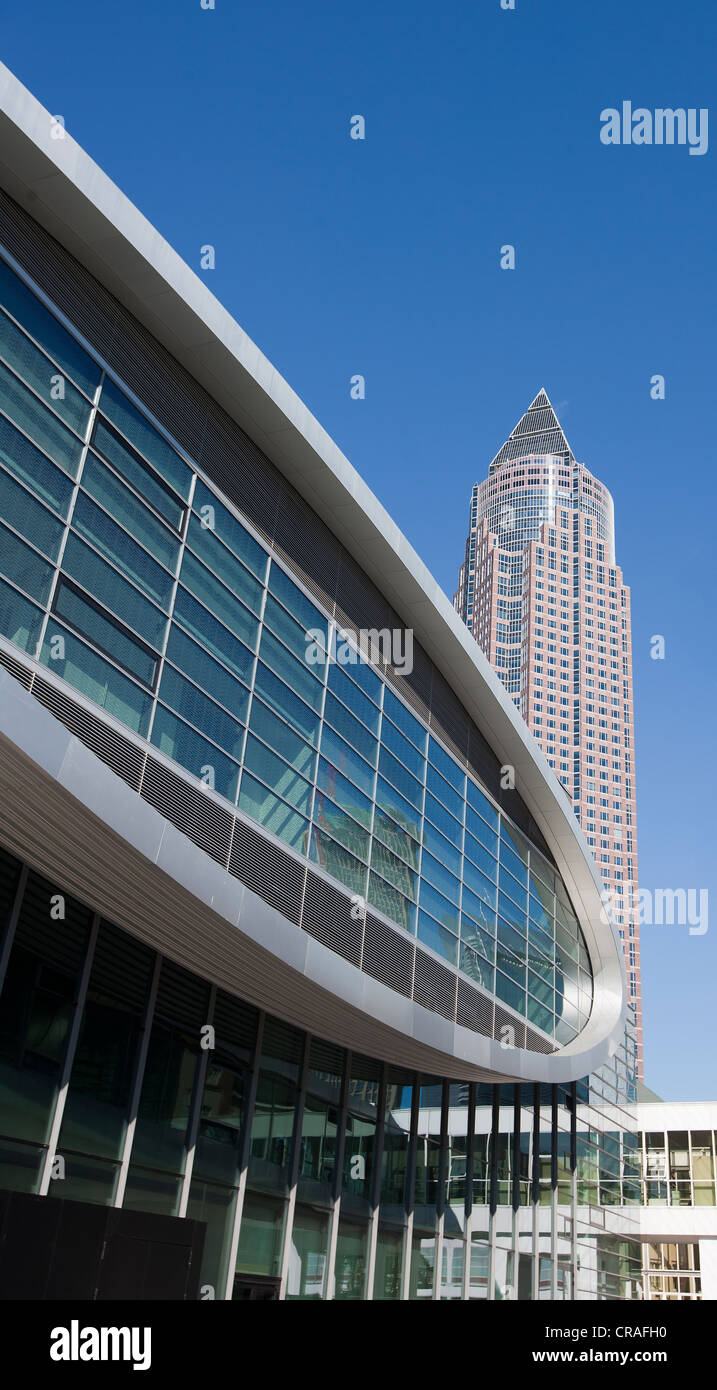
[487,1086,499,1300]
[221,1012,265,1301]
[462,1083,476,1301]
[401,1079,420,1302]
[278,1032,310,1300]
[550,1086,559,1301]
[531,1082,540,1301]
[510,1085,521,1300]
[364,1063,388,1300]
[324,1049,351,1301]
[570,1081,578,1298]
[433,1081,450,1300]
[39,913,99,1196]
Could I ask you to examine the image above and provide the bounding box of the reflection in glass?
[374,1225,404,1301]
[285,1204,329,1300]
[334,1217,368,1300]
[235,1192,285,1277]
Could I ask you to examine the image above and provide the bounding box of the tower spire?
[489,388,574,472]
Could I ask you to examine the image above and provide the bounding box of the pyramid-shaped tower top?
[489,389,574,472]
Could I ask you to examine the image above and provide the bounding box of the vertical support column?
[177,984,217,1218]
[39,913,100,1196]
[221,1011,265,1301]
[278,1031,310,1300]
[324,1049,350,1302]
[146,469,197,750]
[364,1063,387,1301]
[487,1086,499,1301]
[462,1083,476,1301]
[550,1086,559,1301]
[531,1082,540,1302]
[401,1079,419,1302]
[115,952,161,1210]
[433,1081,450,1301]
[511,1084,521,1301]
[570,1081,578,1298]
[0,862,27,998]
[34,372,99,665]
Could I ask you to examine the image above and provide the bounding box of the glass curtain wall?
[641,1128,717,1208]
[0,848,641,1300]
[0,247,594,1049]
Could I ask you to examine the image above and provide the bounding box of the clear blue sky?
[4,0,715,1099]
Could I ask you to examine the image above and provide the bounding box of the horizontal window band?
[0,244,598,1031]
[91,416,186,532]
[0,331,91,441]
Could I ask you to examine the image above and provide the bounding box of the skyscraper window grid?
[454,392,642,1076]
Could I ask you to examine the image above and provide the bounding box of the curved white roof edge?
[0,63,629,1072]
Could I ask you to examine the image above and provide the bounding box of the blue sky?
[4,0,715,1099]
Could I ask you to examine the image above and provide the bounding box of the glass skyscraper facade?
[454,392,643,1077]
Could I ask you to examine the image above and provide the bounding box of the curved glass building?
[0,64,639,1301]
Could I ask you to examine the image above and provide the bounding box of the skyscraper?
[454,391,642,1077]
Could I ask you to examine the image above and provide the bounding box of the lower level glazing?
[0,843,641,1300]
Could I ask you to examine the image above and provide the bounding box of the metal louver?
[34,676,146,791]
[140,756,232,867]
[302,869,363,966]
[229,817,306,925]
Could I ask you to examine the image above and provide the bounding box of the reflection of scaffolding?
[233,1038,640,1300]
[387,1084,641,1301]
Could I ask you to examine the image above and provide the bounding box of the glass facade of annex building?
[640,1124,717,1301]
[0,181,640,1299]
[643,1128,717,1210]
